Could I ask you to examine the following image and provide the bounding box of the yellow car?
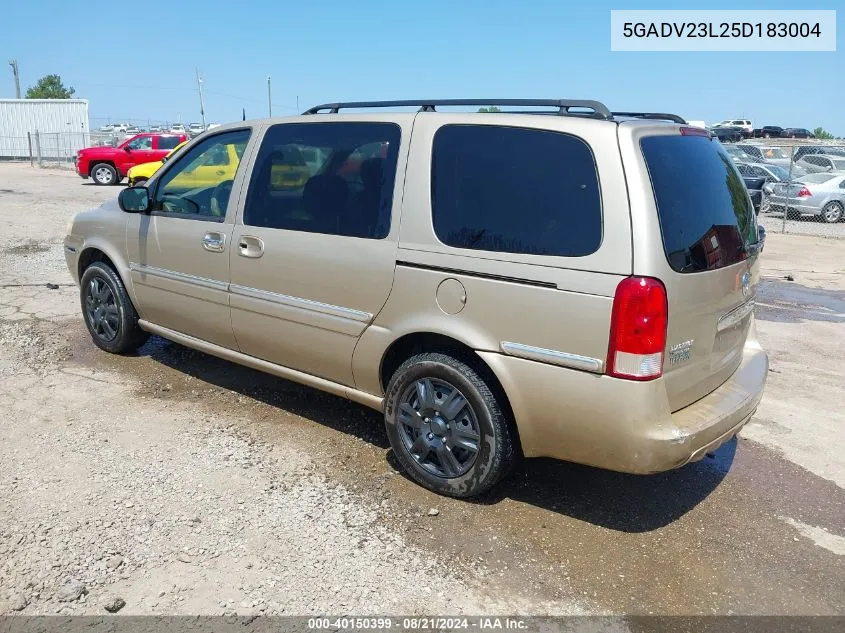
[128,141,310,190]
[126,141,187,186]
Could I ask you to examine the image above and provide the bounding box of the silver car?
[765,172,845,223]
[735,161,794,184]
[795,154,845,174]
[735,144,805,172]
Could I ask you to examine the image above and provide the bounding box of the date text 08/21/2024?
[621,22,822,38]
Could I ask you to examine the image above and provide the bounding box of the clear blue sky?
[4,0,842,133]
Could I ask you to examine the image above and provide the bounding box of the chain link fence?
[0,131,121,169]
[729,137,845,239]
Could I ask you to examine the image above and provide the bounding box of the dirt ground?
[0,164,843,617]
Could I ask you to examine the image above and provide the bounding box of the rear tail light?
[797,187,812,197]
[607,277,668,381]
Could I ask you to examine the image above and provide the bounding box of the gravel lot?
[1,164,843,617]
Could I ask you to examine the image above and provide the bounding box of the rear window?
[159,136,182,150]
[641,135,757,274]
[431,125,601,257]
[799,173,837,184]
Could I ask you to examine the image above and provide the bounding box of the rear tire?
[91,163,118,186]
[384,352,517,498]
[80,261,149,354]
[820,201,844,224]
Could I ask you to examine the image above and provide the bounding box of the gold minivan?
[64,99,768,497]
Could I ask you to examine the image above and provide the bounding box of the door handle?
[202,232,226,252]
[238,235,264,258]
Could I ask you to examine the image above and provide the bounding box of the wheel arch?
[87,159,116,175]
[373,330,519,447]
[76,241,140,311]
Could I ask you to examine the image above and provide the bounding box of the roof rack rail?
[303,99,614,120]
[611,112,688,124]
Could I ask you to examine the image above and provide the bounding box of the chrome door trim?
[500,341,604,373]
[129,263,229,292]
[717,298,756,332]
[230,284,372,323]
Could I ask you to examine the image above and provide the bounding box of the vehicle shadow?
[138,336,734,532]
[482,439,735,532]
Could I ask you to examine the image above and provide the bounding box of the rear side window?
[159,136,182,150]
[641,135,757,274]
[244,122,400,239]
[431,125,601,257]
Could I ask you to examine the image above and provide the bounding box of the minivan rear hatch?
[639,133,761,411]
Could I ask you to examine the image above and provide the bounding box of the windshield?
[763,147,788,159]
[832,159,845,170]
[641,135,757,274]
[766,165,791,180]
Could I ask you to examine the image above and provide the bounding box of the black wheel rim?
[85,276,119,342]
[397,378,480,478]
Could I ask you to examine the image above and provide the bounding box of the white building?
[0,99,90,161]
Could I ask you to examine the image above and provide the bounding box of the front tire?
[384,352,516,498]
[820,201,844,223]
[80,261,149,354]
[91,163,118,186]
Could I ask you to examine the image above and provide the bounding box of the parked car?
[76,133,187,185]
[63,99,768,497]
[722,145,754,162]
[766,172,845,222]
[742,176,766,214]
[795,154,845,174]
[758,126,785,138]
[188,123,206,137]
[126,141,188,186]
[736,144,788,164]
[783,128,815,139]
[714,119,753,134]
[792,145,845,162]
[711,127,745,142]
[735,161,796,184]
[170,123,186,134]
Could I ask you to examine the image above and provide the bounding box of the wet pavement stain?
[756,279,845,324]
[60,320,845,615]
[4,242,50,255]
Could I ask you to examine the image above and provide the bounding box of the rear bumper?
[765,199,821,215]
[479,321,768,474]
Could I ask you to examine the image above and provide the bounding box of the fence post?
[27,132,33,167]
[782,144,795,233]
[35,130,43,167]
[56,133,61,166]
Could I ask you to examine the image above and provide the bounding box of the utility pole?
[296,95,299,112]
[267,75,272,117]
[8,60,21,99]
[196,68,206,128]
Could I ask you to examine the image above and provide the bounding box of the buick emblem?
[740,271,751,298]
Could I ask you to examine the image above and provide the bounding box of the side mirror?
[124,146,132,152]
[118,186,151,213]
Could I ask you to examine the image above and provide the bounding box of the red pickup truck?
[76,133,187,185]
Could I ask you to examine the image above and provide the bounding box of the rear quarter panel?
[352,113,632,397]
